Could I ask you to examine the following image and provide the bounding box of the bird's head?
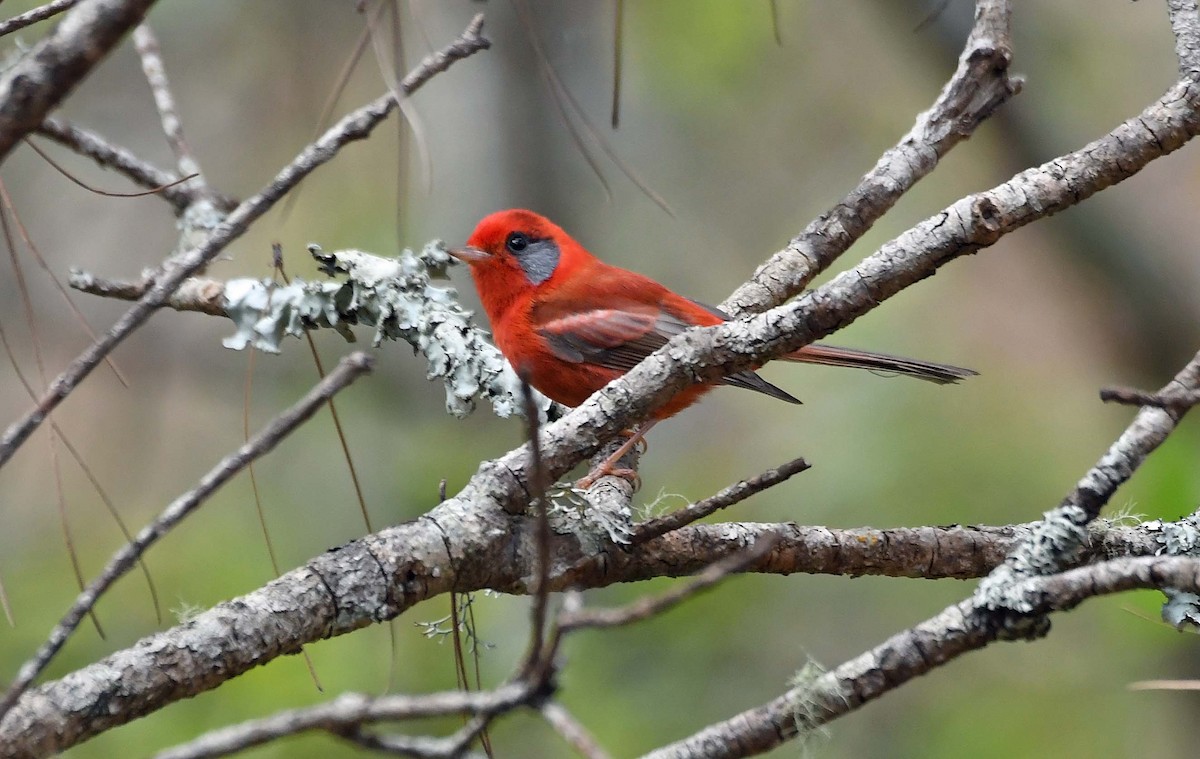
[451,209,578,291]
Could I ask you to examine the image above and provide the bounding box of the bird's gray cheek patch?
[516,239,560,285]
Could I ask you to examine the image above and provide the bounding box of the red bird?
[452,209,975,487]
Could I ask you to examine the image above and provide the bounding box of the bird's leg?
[577,420,658,490]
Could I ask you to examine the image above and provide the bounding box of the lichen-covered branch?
[644,554,1200,759]
[0,510,1175,757]
[69,244,554,419]
[974,348,1200,621]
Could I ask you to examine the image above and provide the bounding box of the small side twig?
[977,347,1200,617]
[1099,385,1200,410]
[68,269,227,315]
[0,352,375,720]
[633,456,810,544]
[559,536,778,633]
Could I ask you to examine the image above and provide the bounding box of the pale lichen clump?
[220,241,553,419]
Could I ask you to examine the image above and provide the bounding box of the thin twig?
[0,176,130,386]
[34,117,237,212]
[510,0,672,215]
[1128,679,1200,691]
[132,24,204,183]
[275,253,374,532]
[0,13,490,470]
[541,701,611,759]
[0,320,162,623]
[0,574,12,627]
[0,0,79,38]
[153,685,528,759]
[519,378,553,677]
[368,0,432,194]
[633,457,810,544]
[610,0,623,129]
[277,1,381,224]
[0,353,375,720]
[559,537,777,633]
[23,137,199,199]
[336,716,490,759]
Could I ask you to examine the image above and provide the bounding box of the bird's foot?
[576,466,640,492]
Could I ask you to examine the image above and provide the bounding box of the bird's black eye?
[505,232,529,253]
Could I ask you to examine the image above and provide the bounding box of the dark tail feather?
[784,343,977,385]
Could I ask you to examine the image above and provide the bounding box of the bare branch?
[0,0,158,161]
[0,13,490,470]
[722,0,1019,315]
[0,352,375,723]
[336,719,490,759]
[0,504,1169,756]
[67,269,226,315]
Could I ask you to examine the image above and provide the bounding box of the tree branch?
[0,13,490,469]
[0,353,375,723]
[722,0,1019,315]
[644,555,1200,759]
[0,508,1170,756]
[0,0,158,161]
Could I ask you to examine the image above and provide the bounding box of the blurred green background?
[2,1,1200,756]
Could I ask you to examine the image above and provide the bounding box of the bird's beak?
[448,245,489,263]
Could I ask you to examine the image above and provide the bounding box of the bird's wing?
[532,275,800,403]
[534,302,677,370]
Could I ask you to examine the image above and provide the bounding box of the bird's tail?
[784,343,977,385]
